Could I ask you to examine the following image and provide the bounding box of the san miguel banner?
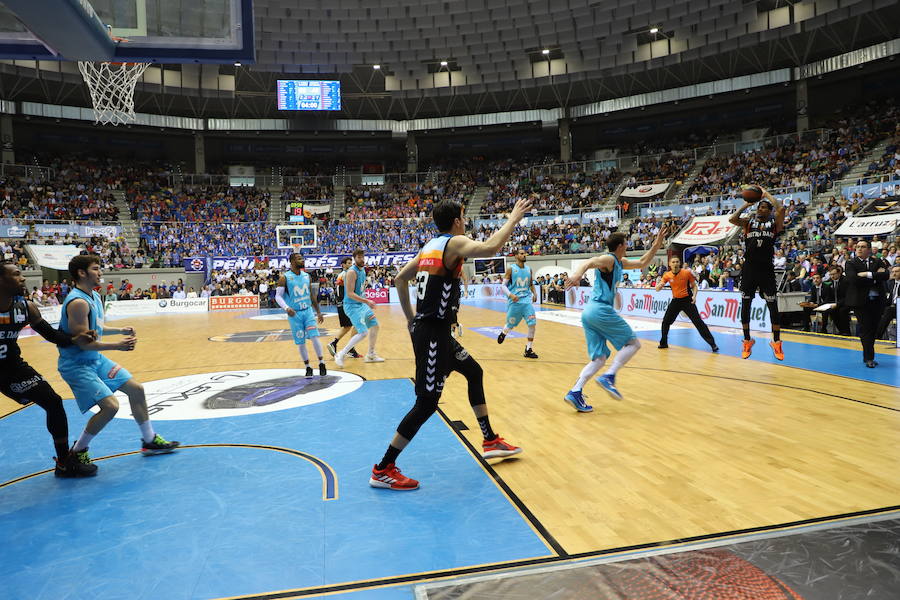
[833,214,900,236]
[565,287,770,331]
[184,252,419,273]
[671,215,739,245]
[620,182,670,198]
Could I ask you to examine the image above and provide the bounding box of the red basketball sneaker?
[482,436,523,459]
[369,463,419,490]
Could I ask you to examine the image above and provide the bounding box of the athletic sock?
[477,415,496,441]
[73,431,94,452]
[743,327,752,341]
[773,329,781,342]
[526,341,533,351]
[139,421,156,443]
[377,445,402,470]
[501,327,510,335]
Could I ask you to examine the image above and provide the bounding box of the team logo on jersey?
[97,369,363,420]
[13,308,25,323]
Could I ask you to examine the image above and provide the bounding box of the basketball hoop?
[78,61,149,126]
[291,244,304,256]
[78,35,148,126]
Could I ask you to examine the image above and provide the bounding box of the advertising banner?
[671,215,739,245]
[184,252,419,273]
[156,298,209,313]
[564,287,770,331]
[833,214,900,236]
[620,183,670,198]
[364,288,390,304]
[25,244,81,270]
[210,295,260,310]
[582,211,618,224]
[841,180,899,200]
[0,224,121,238]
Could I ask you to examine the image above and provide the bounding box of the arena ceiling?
[0,0,897,121]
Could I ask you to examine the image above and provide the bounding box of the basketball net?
[78,61,149,126]
[78,33,149,126]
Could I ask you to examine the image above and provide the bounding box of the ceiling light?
[234,61,241,67]
[649,27,659,34]
[440,60,448,66]
[541,49,550,55]
[373,64,380,70]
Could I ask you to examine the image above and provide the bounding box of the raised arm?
[393,255,420,325]
[445,197,533,261]
[565,255,612,289]
[729,201,752,228]
[763,189,785,234]
[621,226,668,270]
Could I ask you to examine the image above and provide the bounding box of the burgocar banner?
[184,252,419,273]
[565,287,770,331]
[620,183,670,198]
[671,215,739,245]
[105,298,209,317]
[833,214,900,236]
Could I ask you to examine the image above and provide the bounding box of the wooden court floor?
[4,303,899,558]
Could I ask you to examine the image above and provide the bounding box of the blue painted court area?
[639,327,900,389]
[466,299,899,390]
[0,378,551,600]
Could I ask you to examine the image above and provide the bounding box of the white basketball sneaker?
[334,351,346,368]
[364,353,385,363]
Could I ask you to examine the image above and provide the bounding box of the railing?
[628,186,812,218]
[0,218,121,227]
[0,162,54,180]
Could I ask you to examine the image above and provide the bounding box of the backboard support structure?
[0,0,254,64]
[277,225,318,252]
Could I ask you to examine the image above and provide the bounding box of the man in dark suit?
[877,265,900,340]
[828,265,852,336]
[845,240,890,367]
[800,273,835,332]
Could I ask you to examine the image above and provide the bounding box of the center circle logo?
[99,369,364,420]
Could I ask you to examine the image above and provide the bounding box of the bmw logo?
[159,300,167,307]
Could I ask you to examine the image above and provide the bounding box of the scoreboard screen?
[276,80,341,111]
[288,201,305,223]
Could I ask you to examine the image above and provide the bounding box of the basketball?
[741,185,763,202]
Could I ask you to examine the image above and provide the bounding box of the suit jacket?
[831,276,848,306]
[844,256,889,307]
[886,279,900,307]
[806,284,835,306]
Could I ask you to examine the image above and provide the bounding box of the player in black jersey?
[369,197,533,490]
[0,261,97,477]
[728,186,785,360]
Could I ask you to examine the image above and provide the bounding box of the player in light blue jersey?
[563,228,668,411]
[496,249,539,358]
[59,255,179,470]
[334,249,384,367]
[276,253,326,377]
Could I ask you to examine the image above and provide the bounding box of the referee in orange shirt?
[655,256,719,352]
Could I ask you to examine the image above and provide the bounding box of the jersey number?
[416,272,429,300]
[0,344,6,360]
